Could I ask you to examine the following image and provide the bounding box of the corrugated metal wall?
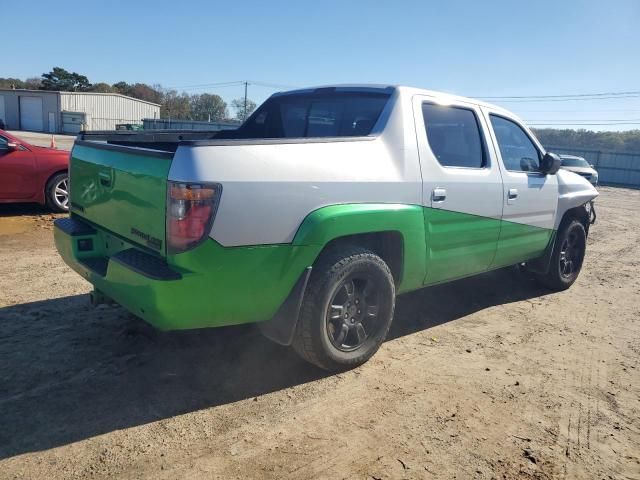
[60,93,160,131]
[143,118,240,131]
[547,146,640,188]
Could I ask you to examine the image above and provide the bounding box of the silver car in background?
[559,155,599,186]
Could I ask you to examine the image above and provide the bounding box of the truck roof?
[272,84,514,117]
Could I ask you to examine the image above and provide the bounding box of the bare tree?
[231,98,257,122]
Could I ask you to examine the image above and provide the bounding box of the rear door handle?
[432,187,447,202]
[98,171,112,187]
[508,188,518,200]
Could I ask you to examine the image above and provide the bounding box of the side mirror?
[6,142,20,151]
[540,152,561,175]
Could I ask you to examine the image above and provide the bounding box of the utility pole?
[244,81,248,121]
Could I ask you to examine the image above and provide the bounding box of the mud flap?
[525,230,557,275]
[258,267,312,346]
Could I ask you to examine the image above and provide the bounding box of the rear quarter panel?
[169,90,422,248]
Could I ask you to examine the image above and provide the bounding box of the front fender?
[292,203,426,292]
[555,170,599,229]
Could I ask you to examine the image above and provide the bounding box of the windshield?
[230,91,391,139]
[561,157,590,167]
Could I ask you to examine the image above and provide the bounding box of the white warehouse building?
[0,89,160,133]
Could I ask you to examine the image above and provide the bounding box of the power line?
[246,80,298,90]
[525,118,640,122]
[165,80,245,90]
[478,90,640,100]
[487,95,640,103]
[165,80,297,92]
[178,84,246,91]
[516,109,640,113]
[528,122,640,126]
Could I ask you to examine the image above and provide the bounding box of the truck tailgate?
[69,141,172,255]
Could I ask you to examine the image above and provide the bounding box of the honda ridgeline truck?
[55,85,598,371]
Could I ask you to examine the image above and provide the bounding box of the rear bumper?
[54,217,318,331]
[55,218,188,329]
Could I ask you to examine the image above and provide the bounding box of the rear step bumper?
[55,218,180,281]
[54,217,185,329]
[111,249,181,281]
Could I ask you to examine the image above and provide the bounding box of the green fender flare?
[292,203,427,293]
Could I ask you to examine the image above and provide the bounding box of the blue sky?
[6,0,639,130]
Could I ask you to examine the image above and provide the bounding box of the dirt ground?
[0,187,638,480]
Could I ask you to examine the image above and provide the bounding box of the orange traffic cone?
[50,135,56,149]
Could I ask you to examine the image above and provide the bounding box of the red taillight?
[167,182,221,254]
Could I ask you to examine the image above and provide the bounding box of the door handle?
[432,187,447,202]
[98,171,112,187]
[508,188,518,200]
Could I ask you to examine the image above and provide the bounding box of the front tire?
[536,219,586,291]
[292,246,395,371]
[45,172,69,213]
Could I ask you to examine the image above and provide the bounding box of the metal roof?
[0,88,161,107]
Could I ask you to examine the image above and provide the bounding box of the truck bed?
[77,129,375,154]
[78,129,229,153]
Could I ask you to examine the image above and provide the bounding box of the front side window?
[233,91,390,139]
[490,115,541,172]
[422,103,486,168]
[0,136,7,150]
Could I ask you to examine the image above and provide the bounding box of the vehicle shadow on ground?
[0,267,548,459]
[0,203,53,217]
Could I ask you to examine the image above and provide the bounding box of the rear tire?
[45,172,69,213]
[292,246,395,371]
[536,219,586,291]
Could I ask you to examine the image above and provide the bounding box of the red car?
[0,130,69,212]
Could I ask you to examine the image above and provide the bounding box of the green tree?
[161,90,192,119]
[129,83,163,104]
[0,78,27,89]
[90,82,114,93]
[113,81,163,104]
[533,128,640,153]
[190,93,228,121]
[112,81,131,95]
[231,97,257,121]
[40,67,91,91]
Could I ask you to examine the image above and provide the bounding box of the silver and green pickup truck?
[55,85,597,370]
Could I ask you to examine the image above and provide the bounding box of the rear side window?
[422,103,487,168]
[490,115,541,172]
[234,91,390,139]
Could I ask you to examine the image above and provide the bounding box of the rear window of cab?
[233,91,391,139]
